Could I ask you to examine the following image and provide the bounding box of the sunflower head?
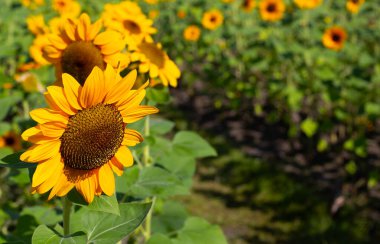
[27,15,49,36]
[322,26,347,51]
[202,10,224,30]
[177,10,186,19]
[242,0,256,12]
[183,25,201,42]
[43,13,128,85]
[52,0,81,18]
[294,0,322,9]
[30,34,51,66]
[131,41,181,87]
[0,132,22,151]
[20,64,158,203]
[259,0,285,22]
[346,0,365,14]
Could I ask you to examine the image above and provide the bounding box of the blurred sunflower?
[27,15,49,36]
[202,10,224,30]
[322,26,347,51]
[0,132,22,151]
[183,25,201,42]
[30,35,50,66]
[52,0,81,18]
[102,1,156,44]
[177,10,186,19]
[131,42,181,87]
[294,0,322,9]
[15,72,44,93]
[222,0,235,3]
[242,0,256,12]
[21,0,44,9]
[145,0,158,4]
[149,10,159,19]
[259,0,285,22]
[346,0,365,14]
[20,65,158,203]
[43,13,128,85]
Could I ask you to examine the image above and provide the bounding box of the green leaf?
[147,234,173,244]
[152,201,188,234]
[21,206,61,226]
[0,94,22,120]
[0,122,11,136]
[71,202,151,243]
[0,151,35,168]
[172,217,228,244]
[300,118,318,138]
[151,118,175,135]
[32,225,86,244]
[68,190,120,215]
[172,131,217,158]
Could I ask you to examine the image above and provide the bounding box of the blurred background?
[1,0,380,243]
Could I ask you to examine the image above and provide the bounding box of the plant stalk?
[63,197,72,236]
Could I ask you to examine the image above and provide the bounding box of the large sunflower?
[102,1,157,44]
[294,0,322,9]
[20,64,158,203]
[259,0,285,22]
[43,13,128,86]
[131,41,181,87]
[322,26,347,51]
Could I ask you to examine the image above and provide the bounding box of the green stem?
[143,116,151,166]
[63,197,72,236]
[144,197,156,241]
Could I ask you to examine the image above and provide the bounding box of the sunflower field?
[0,0,380,243]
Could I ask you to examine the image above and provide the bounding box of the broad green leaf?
[172,131,217,158]
[32,225,86,244]
[300,118,318,138]
[152,201,188,234]
[0,151,36,168]
[71,202,151,243]
[68,190,120,216]
[151,118,175,135]
[172,217,228,244]
[0,94,22,120]
[21,206,61,226]
[147,234,173,244]
[158,153,196,188]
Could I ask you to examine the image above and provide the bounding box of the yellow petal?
[76,175,96,203]
[21,126,41,141]
[76,13,91,41]
[104,70,137,104]
[39,122,66,138]
[32,155,62,187]
[121,106,159,124]
[35,159,64,194]
[88,19,102,41]
[122,129,143,146]
[62,73,82,110]
[44,92,62,111]
[109,158,123,176]
[20,140,61,163]
[114,146,133,168]
[98,164,115,196]
[100,39,125,55]
[93,30,120,46]
[64,19,76,41]
[48,171,74,200]
[103,64,120,94]
[30,108,68,124]
[48,35,68,50]
[47,86,76,115]
[117,89,146,112]
[79,66,105,108]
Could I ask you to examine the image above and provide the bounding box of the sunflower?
[322,26,347,51]
[242,0,256,12]
[183,25,201,42]
[294,0,322,9]
[145,0,158,4]
[177,10,186,19]
[102,2,157,44]
[131,42,181,87]
[30,35,51,66]
[21,0,44,9]
[20,64,158,203]
[202,10,224,30]
[43,13,128,86]
[27,15,49,36]
[346,0,365,14]
[52,0,81,18]
[0,132,22,151]
[15,72,44,93]
[259,0,285,22]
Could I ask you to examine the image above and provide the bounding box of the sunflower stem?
[144,197,156,241]
[143,116,151,166]
[62,197,72,236]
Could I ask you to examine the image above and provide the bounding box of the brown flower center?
[267,3,277,12]
[332,33,342,42]
[138,42,165,68]
[60,104,124,170]
[61,41,105,86]
[123,20,141,34]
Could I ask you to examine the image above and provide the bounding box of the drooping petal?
[47,86,77,115]
[34,159,64,194]
[98,164,115,196]
[109,158,124,176]
[21,126,41,141]
[20,140,61,163]
[48,171,74,200]
[122,129,143,146]
[114,146,133,168]
[76,174,96,203]
[121,106,159,124]
[32,155,62,187]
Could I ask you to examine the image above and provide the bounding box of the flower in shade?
[43,13,128,86]
[183,25,201,42]
[242,0,256,12]
[102,1,157,44]
[52,0,81,18]
[346,0,365,14]
[131,42,181,87]
[322,26,347,51]
[27,15,49,36]
[202,10,224,30]
[294,0,322,9]
[0,132,22,151]
[259,0,285,22]
[20,64,158,203]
